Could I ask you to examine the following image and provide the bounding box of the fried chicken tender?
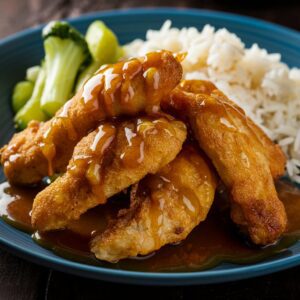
[91,145,217,262]
[162,80,287,245]
[31,116,187,231]
[1,51,182,186]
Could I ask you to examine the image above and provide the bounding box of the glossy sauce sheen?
[0,180,300,272]
[36,52,169,177]
[40,108,78,176]
[139,148,212,247]
[119,117,176,168]
[68,116,177,201]
[69,123,116,201]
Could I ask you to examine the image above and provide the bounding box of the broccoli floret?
[40,21,91,116]
[14,67,47,129]
[12,81,34,113]
[26,65,41,83]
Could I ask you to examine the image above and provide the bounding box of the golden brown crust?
[162,80,287,245]
[1,51,182,186]
[31,116,187,231]
[91,145,217,262]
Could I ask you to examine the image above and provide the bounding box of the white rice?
[124,20,300,183]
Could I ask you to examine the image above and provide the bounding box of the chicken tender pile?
[162,80,287,245]
[92,145,217,262]
[0,51,287,262]
[1,51,182,185]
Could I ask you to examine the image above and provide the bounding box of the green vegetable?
[75,48,124,92]
[75,60,102,91]
[26,65,41,83]
[85,21,120,63]
[14,67,47,129]
[12,81,34,113]
[114,46,124,61]
[40,21,91,116]
[75,21,123,91]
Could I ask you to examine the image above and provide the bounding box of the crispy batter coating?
[1,51,182,185]
[176,80,286,179]
[91,145,217,262]
[162,80,287,245]
[31,116,187,231]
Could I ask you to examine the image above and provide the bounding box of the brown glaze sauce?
[68,123,116,202]
[68,116,177,201]
[40,103,78,176]
[140,148,213,247]
[1,180,300,272]
[81,51,168,116]
[36,52,168,177]
[119,117,177,169]
[119,120,145,168]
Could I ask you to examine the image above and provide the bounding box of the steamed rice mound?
[124,20,300,183]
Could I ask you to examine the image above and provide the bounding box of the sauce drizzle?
[36,51,177,178]
[1,180,299,272]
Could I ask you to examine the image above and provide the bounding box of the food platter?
[0,8,300,285]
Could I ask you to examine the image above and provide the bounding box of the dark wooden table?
[1,1,300,299]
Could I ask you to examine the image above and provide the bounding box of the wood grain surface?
[0,1,300,299]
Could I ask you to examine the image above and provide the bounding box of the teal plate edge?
[0,8,300,285]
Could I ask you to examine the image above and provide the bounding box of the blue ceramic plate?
[0,8,300,285]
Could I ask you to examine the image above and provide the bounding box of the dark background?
[1,0,300,299]
[1,0,300,39]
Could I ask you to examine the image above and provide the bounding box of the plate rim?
[1,222,299,285]
[1,7,300,47]
[0,7,300,285]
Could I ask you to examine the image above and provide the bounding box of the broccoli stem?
[26,65,41,83]
[85,21,120,64]
[75,60,102,92]
[40,37,86,116]
[14,68,47,129]
[12,81,34,113]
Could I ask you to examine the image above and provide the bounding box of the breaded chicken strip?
[176,80,286,179]
[162,80,287,245]
[91,145,217,262]
[31,116,187,231]
[1,51,182,186]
